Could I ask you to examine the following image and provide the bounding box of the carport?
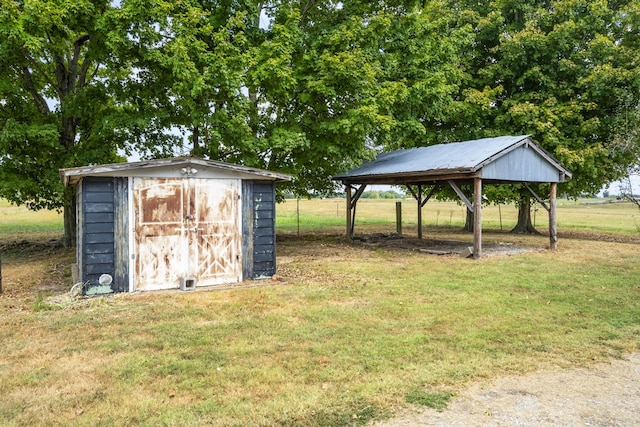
[332,135,572,259]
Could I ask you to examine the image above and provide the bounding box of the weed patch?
[406,390,456,412]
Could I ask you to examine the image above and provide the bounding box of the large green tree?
[442,0,640,231]
[0,0,176,246]
[0,0,116,246]
[5,0,639,245]
[160,0,398,196]
[119,1,469,197]
[0,0,195,246]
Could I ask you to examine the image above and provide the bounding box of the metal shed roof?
[333,135,571,185]
[60,157,292,187]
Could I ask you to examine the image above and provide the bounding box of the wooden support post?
[549,182,558,250]
[345,185,352,241]
[417,185,423,239]
[473,177,482,259]
[396,201,402,235]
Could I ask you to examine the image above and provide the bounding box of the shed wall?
[242,181,277,279]
[80,177,128,293]
[80,176,277,292]
[252,182,277,278]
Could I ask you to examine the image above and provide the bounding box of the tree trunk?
[193,125,200,151]
[511,194,539,234]
[62,191,77,248]
[463,208,473,232]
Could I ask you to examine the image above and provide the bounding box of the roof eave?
[60,157,292,187]
[333,168,477,185]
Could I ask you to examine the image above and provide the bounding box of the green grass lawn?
[0,198,639,426]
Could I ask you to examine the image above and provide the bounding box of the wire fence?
[276,198,529,236]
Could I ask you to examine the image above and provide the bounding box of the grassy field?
[277,197,640,236]
[1,198,639,426]
[0,199,63,241]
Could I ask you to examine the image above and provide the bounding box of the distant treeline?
[360,190,405,199]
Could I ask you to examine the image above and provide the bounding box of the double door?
[133,177,241,291]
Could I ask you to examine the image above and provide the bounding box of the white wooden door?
[189,179,241,286]
[133,178,241,291]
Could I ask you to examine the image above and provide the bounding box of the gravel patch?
[372,354,640,426]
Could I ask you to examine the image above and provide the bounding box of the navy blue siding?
[81,178,114,291]
[252,182,276,278]
[81,177,128,293]
[241,181,277,279]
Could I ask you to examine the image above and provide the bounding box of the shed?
[333,135,572,258]
[60,157,291,294]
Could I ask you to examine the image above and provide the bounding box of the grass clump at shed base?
[1,199,639,426]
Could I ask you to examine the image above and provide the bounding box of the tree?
[614,107,640,208]
[0,0,204,246]
[108,1,395,197]
[0,0,120,246]
[440,0,640,233]
[374,1,473,150]
[241,1,400,196]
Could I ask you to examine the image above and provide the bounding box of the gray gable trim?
[60,157,292,187]
[333,135,572,184]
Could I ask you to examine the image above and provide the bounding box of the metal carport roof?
[332,135,572,259]
[333,135,571,185]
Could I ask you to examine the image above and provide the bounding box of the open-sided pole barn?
[333,135,572,259]
[60,157,291,294]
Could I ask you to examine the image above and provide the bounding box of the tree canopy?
[1,0,639,244]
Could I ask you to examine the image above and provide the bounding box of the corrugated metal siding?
[335,136,528,178]
[81,178,116,291]
[481,146,562,182]
[334,135,570,183]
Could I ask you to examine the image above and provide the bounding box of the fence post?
[395,201,402,235]
[296,198,300,238]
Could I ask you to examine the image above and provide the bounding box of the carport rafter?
[346,183,368,240]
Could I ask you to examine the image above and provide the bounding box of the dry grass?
[0,198,639,426]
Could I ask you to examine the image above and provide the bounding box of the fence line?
[276,198,525,235]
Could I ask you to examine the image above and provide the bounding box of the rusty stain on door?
[133,178,241,291]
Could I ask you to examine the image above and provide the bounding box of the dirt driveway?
[372,353,640,426]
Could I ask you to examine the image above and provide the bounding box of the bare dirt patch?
[372,353,640,426]
[353,233,543,257]
[0,240,74,307]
